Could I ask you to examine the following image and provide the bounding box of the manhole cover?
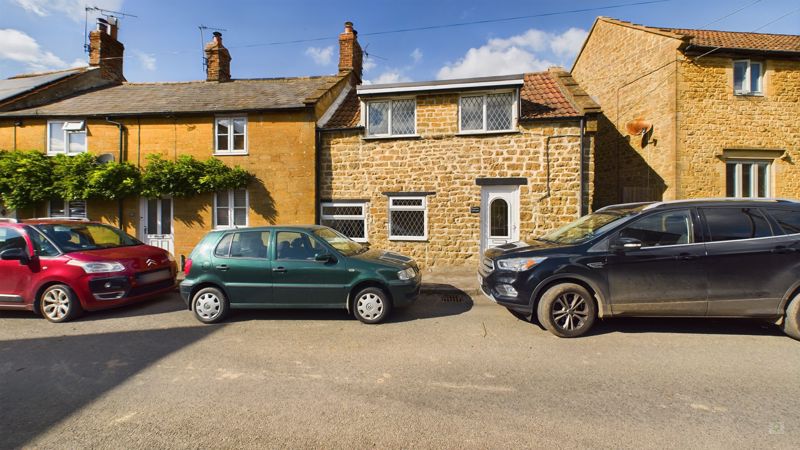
[440,294,464,303]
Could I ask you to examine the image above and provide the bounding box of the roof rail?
[27,217,91,222]
[0,218,18,223]
[642,197,798,210]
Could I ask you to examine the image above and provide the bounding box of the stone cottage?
[319,69,599,267]
[571,17,800,207]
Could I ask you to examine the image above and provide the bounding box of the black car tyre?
[192,287,229,324]
[783,294,800,340]
[353,287,391,324]
[537,283,596,338]
[40,284,83,323]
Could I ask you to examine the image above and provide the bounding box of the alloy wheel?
[551,292,589,332]
[42,287,71,321]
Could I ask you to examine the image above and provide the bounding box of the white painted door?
[140,198,174,254]
[480,186,520,254]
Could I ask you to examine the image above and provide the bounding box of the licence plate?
[137,269,171,284]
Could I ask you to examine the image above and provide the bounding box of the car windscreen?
[34,223,141,253]
[540,212,631,245]
[313,227,365,256]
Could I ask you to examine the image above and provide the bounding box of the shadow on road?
[0,326,221,448]
[225,288,473,324]
[0,292,185,322]
[588,317,784,337]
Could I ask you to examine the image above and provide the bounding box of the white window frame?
[48,199,88,219]
[458,90,518,134]
[726,159,771,198]
[213,189,249,229]
[47,120,87,155]
[388,195,428,241]
[365,97,417,137]
[320,202,368,243]
[214,116,248,155]
[733,60,763,96]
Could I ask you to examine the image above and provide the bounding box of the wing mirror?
[610,237,643,253]
[314,253,335,262]
[0,247,30,265]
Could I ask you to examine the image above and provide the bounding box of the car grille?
[481,257,494,273]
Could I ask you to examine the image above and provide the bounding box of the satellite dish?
[625,118,653,136]
[97,153,115,163]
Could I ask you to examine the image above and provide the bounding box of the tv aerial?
[83,6,137,53]
[199,25,228,71]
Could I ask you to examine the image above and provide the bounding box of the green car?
[179,225,421,324]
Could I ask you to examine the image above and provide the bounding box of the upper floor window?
[733,60,763,95]
[726,160,770,198]
[366,99,416,137]
[459,92,515,133]
[47,120,86,155]
[214,189,248,229]
[215,117,247,154]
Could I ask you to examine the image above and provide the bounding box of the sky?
[0,0,798,83]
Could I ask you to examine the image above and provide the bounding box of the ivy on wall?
[0,150,254,209]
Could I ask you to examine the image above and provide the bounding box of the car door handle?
[675,253,697,261]
[215,264,229,271]
[272,267,287,273]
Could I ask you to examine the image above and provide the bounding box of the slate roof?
[0,75,344,117]
[0,67,90,103]
[322,69,597,129]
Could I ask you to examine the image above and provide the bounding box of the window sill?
[455,130,521,137]
[362,134,421,141]
[213,151,249,156]
[46,152,87,157]
[733,92,764,97]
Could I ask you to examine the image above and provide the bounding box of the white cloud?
[365,69,412,85]
[549,27,588,58]
[436,27,587,79]
[13,0,124,22]
[134,50,156,71]
[410,48,423,64]
[305,46,334,66]
[0,28,82,71]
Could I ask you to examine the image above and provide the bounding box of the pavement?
[0,266,798,449]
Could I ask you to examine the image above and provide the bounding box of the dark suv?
[478,199,800,339]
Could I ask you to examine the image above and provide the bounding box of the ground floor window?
[388,196,427,241]
[214,189,248,229]
[320,202,368,242]
[726,160,770,198]
[48,199,87,218]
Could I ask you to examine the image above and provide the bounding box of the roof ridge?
[8,66,90,80]
[661,27,800,38]
[122,74,340,86]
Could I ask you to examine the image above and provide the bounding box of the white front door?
[140,198,174,254]
[480,186,520,254]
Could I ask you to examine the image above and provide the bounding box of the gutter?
[579,117,587,216]
[104,117,125,229]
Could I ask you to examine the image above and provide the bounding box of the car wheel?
[40,284,83,323]
[536,283,596,338]
[783,293,800,340]
[353,287,391,324]
[192,287,229,324]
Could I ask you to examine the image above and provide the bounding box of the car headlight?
[397,267,416,280]
[67,260,126,273]
[496,257,547,272]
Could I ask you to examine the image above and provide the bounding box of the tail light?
[183,258,193,276]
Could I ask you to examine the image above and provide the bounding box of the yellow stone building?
[0,20,357,259]
[571,17,800,207]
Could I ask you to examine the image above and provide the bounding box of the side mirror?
[0,247,29,264]
[315,253,334,262]
[610,237,643,253]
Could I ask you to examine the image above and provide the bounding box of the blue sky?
[1,0,798,83]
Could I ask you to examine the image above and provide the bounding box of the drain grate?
[440,294,465,303]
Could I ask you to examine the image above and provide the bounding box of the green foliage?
[141,154,252,198]
[0,150,54,209]
[50,153,97,200]
[87,162,142,200]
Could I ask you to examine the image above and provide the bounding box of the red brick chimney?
[205,32,232,82]
[338,22,363,82]
[89,16,125,82]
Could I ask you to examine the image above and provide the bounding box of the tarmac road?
[0,291,798,449]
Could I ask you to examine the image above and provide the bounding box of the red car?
[0,218,177,322]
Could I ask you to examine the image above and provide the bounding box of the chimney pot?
[205,32,232,82]
[338,21,363,82]
[89,17,124,81]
